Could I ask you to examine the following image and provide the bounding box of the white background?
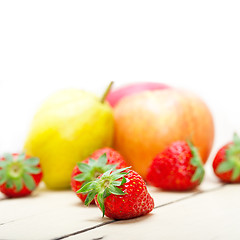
[0,1,240,159]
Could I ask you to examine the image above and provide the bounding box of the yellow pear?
[24,85,114,189]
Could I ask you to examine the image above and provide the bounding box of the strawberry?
[78,167,154,220]
[0,153,43,198]
[71,147,127,203]
[212,133,240,183]
[146,141,205,191]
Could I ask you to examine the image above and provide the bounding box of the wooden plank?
[0,166,220,224]
[0,170,223,240]
[0,189,112,240]
[65,184,239,240]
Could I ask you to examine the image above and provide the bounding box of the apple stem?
[100,81,114,103]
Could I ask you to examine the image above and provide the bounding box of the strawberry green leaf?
[88,159,96,166]
[85,190,98,206]
[226,134,240,159]
[0,169,4,177]
[233,133,240,145]
[13,178,23,192]
[187,141,202,164]
[77,181,98,193]
[187,140,205,183]
[74,173,87,182]
[6,179,13,188]
[17,153,26,161]
[25,157,39,166]
[191,167,204,183]
[97,192,105,217]
[0,170,7,184]
[75,154,118,185]
[121,176,127,185]
[3,153,14,162]
[96,153,107,167]
[79,167,131,218]
[0,161,7,168]
[0,153,41,192]
[216,160,234,173]
[111,172,129,181]
[77,162,91,173]
[110,167,131,175]
[231,166,240,181]
[112,180,122,186]
[221,133,240,181]
[108,185,126,195]
[23,173,36,191]
[190,149,201,167]
[101,169,112,178]
[103,164,117,172]
[103,188,111,198]
[24,166,41,174]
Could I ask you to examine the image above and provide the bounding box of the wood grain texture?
[65,185,240,240]
[0,170,232,240]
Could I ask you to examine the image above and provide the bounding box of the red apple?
[106,82,169,107]
[113,88,214,179]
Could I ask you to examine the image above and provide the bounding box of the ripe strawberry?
[0,153,43,198]
[212,133,240,183]
[78,167,154,220]
[146,141,205,191]
[71,147,127,203]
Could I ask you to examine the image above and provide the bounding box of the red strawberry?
[146,141,205,191]
[0,153,43,198]
[71,147,127,203]
[212,133,240,183]
[78,167,154,220]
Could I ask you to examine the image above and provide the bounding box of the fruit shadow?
[115,212,154,224]
[147,183,203,194]
[157,188,201,194]
[0,196,7,201]
[87,212,154,224]
[0,194,40,201]
[71,201,97,208]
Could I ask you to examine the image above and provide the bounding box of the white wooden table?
[0,166,239,240]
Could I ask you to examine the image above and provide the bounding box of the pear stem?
[100,81,114,103]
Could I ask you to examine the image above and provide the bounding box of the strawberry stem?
[74,153,118,184]
[77,167,131,217]
[8,162,23,178]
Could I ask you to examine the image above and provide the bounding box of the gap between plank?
[53,183,226,240]
[52,221,114,240]
[154,183,226,209]
[0,214,44,226]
